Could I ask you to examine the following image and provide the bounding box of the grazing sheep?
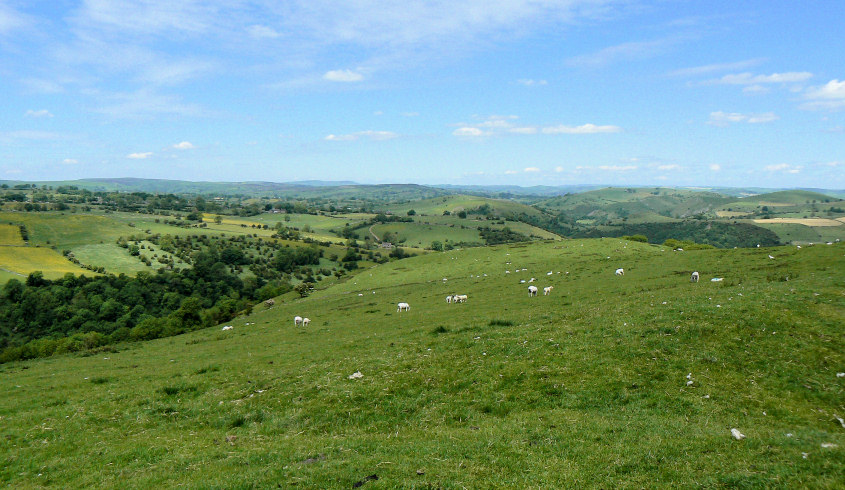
[302,317,310,327]
[397,302,410,312]
[455,294,468,303]
[221,325,233,331]
[543,286,553,295]
[446,295,453,304]
[615,268,625,276]
[528,285,538,297]
[691,271,700,282]
[294,316,303,326]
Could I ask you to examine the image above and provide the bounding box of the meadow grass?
[1,238,843,487]
[0,224,25,246]
[0,246,92,279]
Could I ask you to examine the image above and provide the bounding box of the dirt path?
[368,225,380,242]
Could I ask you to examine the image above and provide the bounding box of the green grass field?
[1,238,842,487]
[751,221,845,244]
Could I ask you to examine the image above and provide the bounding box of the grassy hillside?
[384,194,547,219]
[538,187,731,220]
[1,239,842,487]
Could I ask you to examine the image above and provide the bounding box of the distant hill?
[537,187,732,220]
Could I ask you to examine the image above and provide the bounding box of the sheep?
[446,295,453,304]
[455,294,468,303]
[294,316,303,326]
[543,286,553,295]
[615,268,624,276]
[302,317,310,327]
[221,325,233,331]
[691,271,699,282]
[397,302,410,312]
[528,285,538,296]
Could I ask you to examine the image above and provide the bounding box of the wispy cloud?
[454,116,622,137]
[171,141,195,150]
[765,163,801,173]
[705,71,812,85]
[323,69,365,82]
[524,167,540,172]
[709,164,721,171]
[25,109,54,118]
[127,152,153,159]
[668,58,765,77]
[516,78,548,86]
[707,111,779,126]
[566,38,678,67]
[324,130,398,141]
[541,124,621,134]
[93,89,205,119]
[62,158,79,164]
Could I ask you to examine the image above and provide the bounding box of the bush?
[622,234,648,243]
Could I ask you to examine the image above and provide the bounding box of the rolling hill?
[1,238,842,487]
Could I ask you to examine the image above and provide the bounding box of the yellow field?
[0,246,92,279]
[716,210,752,218]
[753,218,843,227]
[838,217,845,224]
[0,224,25,245]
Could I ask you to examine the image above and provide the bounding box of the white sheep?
[543,286,553,295]
[302,317,310,327]
[691,271,699,282]
[455,294,468,303]
[615,268,624,276]
[446,295,453,304]
[528,285,538,297]
[397,302,410,312]
[294,316,303,326]
[221,325,233,331]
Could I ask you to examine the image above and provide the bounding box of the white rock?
[348,371,363,380]
[731,428,745,440]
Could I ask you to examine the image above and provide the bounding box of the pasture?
[0,246,93,280]
[0,224,25,246]
[1,238,842,487]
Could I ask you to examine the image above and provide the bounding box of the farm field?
[752,221,845,244]
[1,238,842,487]
[0,246,93,280]
[753,218,843,226]
[384,194,547,219]
[0,224,25,246]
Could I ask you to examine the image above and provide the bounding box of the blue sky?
[1,1,843,188]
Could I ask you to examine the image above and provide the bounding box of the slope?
[1,239,842,487]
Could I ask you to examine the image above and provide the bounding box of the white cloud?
[509,127,538,134]
[248,24,282,39]
[127,152,153,159]
[742,85,770,95]
[801,79,845,111]
[171,141,195,149]
[452,127,486,137]
[62,159,79,164]
[504,170,518,175]
[0,3,30,34]
[524,167,540,172]
[325,130,398,141]
[707,71,813,85]
[516,79,548,86]
[94,89,205,119]
[567,38,676,67]
[822,161,844,167]
[554,166,564,172]
[766,163,801,174]
[668,59,765,77]
[541,124,621,134]
[707,111,778,126]
[597,165,637,171]
[323,69,364,82]
[709,164,721,171]
[25,109,54,118]
[657,164,680,171]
